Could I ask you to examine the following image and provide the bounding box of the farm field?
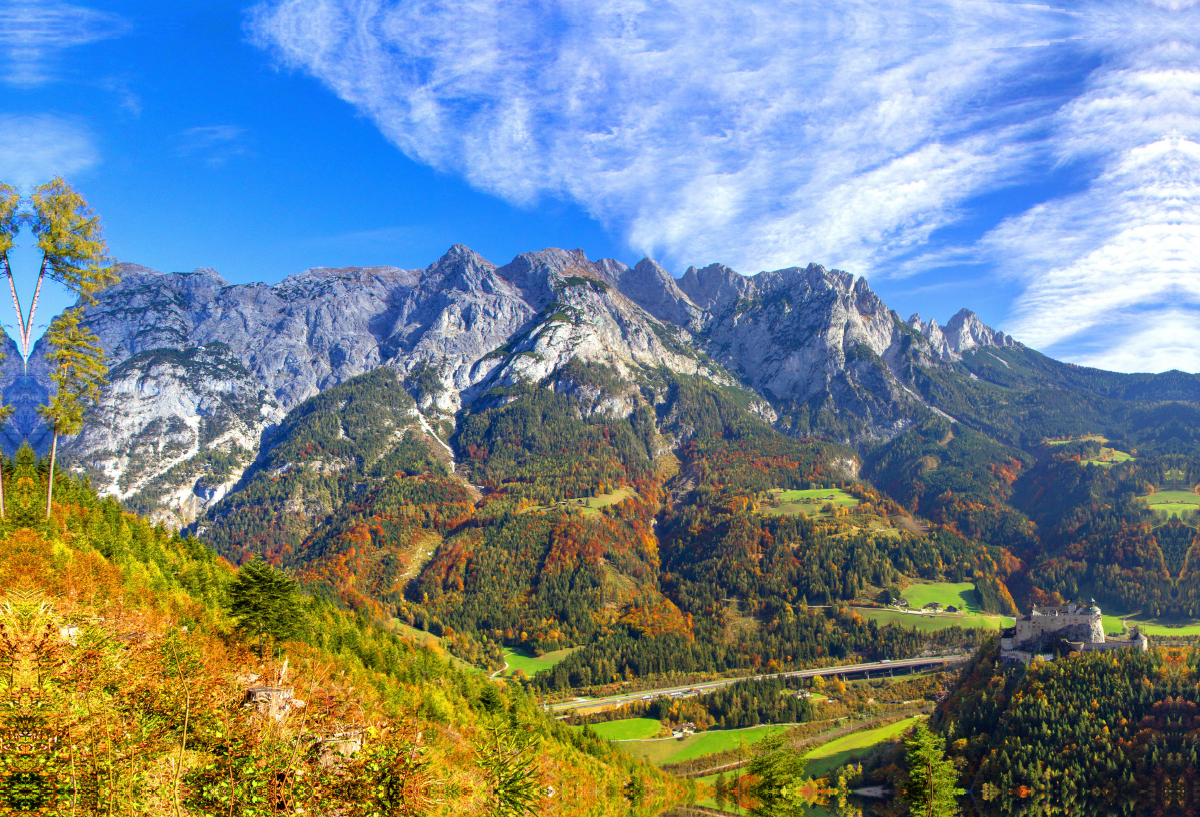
[1143,490,1200,513]
[521,487,637,516]
[620,724,786,766]
[761,488,859,517]
[572,718,662,741]
[856,607,1012,632]
[900,581,982,613]
[803,715,924,778]
[500,646,581,677]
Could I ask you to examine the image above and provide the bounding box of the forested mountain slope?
[0,443,684,815]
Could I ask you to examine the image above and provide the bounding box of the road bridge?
[549,654,968,714]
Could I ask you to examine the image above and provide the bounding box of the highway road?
[548,653,969,714]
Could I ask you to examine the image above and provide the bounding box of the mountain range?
[2,244,1016,527]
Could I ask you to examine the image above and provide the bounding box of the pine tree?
[902,724,964,817]
[746,730,811,817]
[227,559,304,658]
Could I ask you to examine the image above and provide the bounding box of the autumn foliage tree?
[38,307,106,518]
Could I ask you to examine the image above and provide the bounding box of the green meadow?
[856,607,1012,632]
[762,488,859,517]
[900,581,982,613]
[500,646,581,677]
[521,487,637,516]
[1144,490,1200,514]
[1119,617,1200,636]
[573,718,663,741]
[621,724,785,766]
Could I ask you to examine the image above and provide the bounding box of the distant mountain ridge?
[2,244,1015,524]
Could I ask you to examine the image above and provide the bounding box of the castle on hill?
[999,601,1148,664]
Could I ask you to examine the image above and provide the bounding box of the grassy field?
[900,581,981,613]
[1144,490,1200,513]
[501,646,581,677]
[689,717,923,814]
[1083,448,1134,467]
[803,715,924,778]
[521,487,637,516]
[762,488,859,517]
[856,607,1012,632]
[1120,618,1200,636]
[621,725,784,766]
[572,718,662,741]
[1102,614,1127,636]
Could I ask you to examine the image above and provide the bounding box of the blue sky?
[2,0,1198,372]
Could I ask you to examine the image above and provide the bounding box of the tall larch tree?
[25,178,118,359]
[0,184,18,516]
[38,308,106,518]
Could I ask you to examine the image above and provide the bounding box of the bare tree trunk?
[46,431,57,519]
[2,254,26,363]
[25,256,48,359]
[0,454,6,519]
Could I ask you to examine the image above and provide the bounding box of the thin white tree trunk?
[46,431,57,519]
[2,254,26,365]
[25,256,47,359]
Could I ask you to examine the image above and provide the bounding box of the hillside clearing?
[900,581,982,613]
[501,646,582,677]
[572,718,663,741]
[761,488,859,517]
[856,608,1012,632]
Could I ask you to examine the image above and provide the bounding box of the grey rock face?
[7,245,1016,519]
[908,308,1016,359]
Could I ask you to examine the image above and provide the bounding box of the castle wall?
[1014,609,1104,651]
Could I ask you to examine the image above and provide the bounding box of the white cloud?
[246,0,1073,271]
[0,1,128,85]
[247,0,1200,372]
[987,27,1200,372]
[0,114,98,187]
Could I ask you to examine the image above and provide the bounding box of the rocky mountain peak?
[944,308,1016,353]
[907,309,1015,360]
[676,262,748,311]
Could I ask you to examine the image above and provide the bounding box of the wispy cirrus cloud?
[247,0,1200,372]
[177,126,251,167]
[0,1,127,85]
[0,114,98,186]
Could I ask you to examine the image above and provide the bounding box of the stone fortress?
[1000,601,1149,664]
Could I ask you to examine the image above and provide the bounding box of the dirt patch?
[892,515,930,535]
